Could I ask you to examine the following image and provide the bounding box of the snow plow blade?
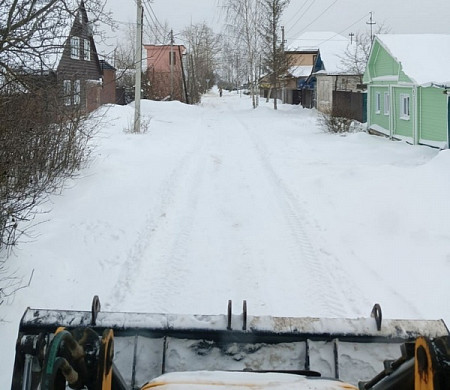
[11,299,449,389]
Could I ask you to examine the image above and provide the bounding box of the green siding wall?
[370,42,400,79]
[393,87,413,138]
[369,86,390,131]
[365,37,449,148]
[419,87,448,142]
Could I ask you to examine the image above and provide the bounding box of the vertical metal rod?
[21,354,33,390]
[131,334,139,389]
[242,300,247,331]
[227,300,232,330]
[305,340,310,371]
[334,339,340,379]
[161,336,167,375]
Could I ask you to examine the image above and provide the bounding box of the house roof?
[100,60,116,71]
[375,34,450,86]
[4,1,87,73]
[288,32,349,74]
[288,65,313,78]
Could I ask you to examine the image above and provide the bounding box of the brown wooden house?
[16,1,115,113]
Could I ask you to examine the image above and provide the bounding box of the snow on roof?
[288,65,313,78]
[2,1,83,73]
[288,32,349,74]
[376,34,450,86]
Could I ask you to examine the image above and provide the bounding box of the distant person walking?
[219,87,223,97]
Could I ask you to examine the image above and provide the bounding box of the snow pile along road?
[1,89,449,387]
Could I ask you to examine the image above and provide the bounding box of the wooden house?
[15,1,112,113]
[311,33,362,117]
[364,34,450,148]
[284,32,361,113]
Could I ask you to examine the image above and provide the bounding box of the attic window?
[83,39,90,61]
[71,36,80,59]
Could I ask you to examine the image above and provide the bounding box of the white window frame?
[71,36,80,59]
[384,92,390,115]
[400,93,410,120]
[375,92,381,114]
[73,80,81,105]
[63,80,71,106]
[83,39,90,61]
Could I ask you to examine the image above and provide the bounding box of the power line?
[289,0,339,37]
[286,0,317,35]
[285,0,314,27]
[286,12,370,49]
[142,1,168,44]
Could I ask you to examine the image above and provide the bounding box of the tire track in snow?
[240,120,421,318]
[108,116,208,311]
[239,120,361,317]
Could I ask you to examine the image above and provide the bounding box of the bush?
[0,86,95,255]
[318,108,354,134]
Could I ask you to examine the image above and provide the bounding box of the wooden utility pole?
[170,29,174,100]
[134,0,143,133]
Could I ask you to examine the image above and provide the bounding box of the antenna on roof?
[349,32,355,44]
[366,12,377,44]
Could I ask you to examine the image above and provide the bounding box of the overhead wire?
[285,0,314,27]
[285,0,317,34]
[293,0,339,37]
[285,11,370,53]
[136,1,171,74]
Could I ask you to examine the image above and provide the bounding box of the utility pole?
[281,26,286,104]
[170,29,174,100]
[366,12,376,44]
[349,32,355,44]
[134,0,143,133]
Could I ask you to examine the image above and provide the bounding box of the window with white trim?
[400,93,410,120]
[83,39,90,61]
[73,80,81,105]
[63,80,71,105]
[375,92,381,114]
[384,92,390,115]
[71,36,80,59]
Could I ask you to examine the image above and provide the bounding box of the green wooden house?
[363,34,450,149]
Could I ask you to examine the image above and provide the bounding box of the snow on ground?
[1,88,449,387]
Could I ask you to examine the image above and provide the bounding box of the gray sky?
[101,0,450,55]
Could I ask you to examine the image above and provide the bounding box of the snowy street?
[1,89,449,387]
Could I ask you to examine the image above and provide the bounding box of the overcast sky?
[101,0,450,55]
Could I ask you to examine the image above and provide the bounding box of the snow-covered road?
[106,93,370,318]
[1,89,449,387]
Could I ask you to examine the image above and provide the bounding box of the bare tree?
[217,36,247,91]
[340,24,391,81]
[0,0,111,300]
[222,0,263,108]
[182,23,221,103]
[260,0,290,110]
